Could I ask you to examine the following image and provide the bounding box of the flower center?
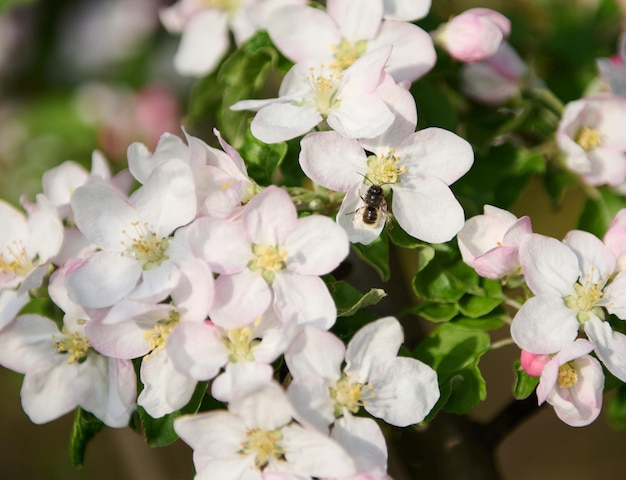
[53,329,91,364]
[558,362,578,389]
[329,374,375,417]
[240,428,286,470]
[122,221,170,270]
[143,311,180,360]
[248,244,288,283]
[563,270,608,323]
[575,126,602,151]
[0,240,34,278]
[225,326,260,362]
[331,38,367,70]
[367,148,407,186]
[305,66,343,116]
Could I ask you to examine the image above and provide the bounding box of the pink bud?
[520,350,550,377]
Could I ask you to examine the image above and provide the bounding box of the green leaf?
[577,188,626,238]
[457,294,502,318]
[453,306,509,330]
[412,302,458,323]
[69,408,104,468]
[414,323,490,416]
[326,279,387,317]
[415,243,436,274]
[412,246,479,302]
[0,0,36,12]
[139,381,208,447]
[215,31,282,147]
[607,384,626,429]
[513,360,540,400]
[351,235,390,282]
[239,126,287,186]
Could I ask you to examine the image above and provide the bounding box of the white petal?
[174,411,246,456]
[210,270,271,328]
[211,362,274,402]
[332,415,387,476]
[229,382,293,430]
[286,377,336,433]
[251,103,322,143]
[244,186,298,245]
[328,0,382,41]
[285,326,345,380]
[585,317,626,381]
[0,314,59,373]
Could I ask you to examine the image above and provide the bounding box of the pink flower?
[457,205,532,279]
[434,8,510,63]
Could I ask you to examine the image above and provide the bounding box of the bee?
[350,174,389,227]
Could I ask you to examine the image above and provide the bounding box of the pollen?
[143,311,180,359]
[225,325,260,363]
[329,374,375,417]
[53,329,91,364]
[575,126,602,151]
[306,66,343,116]
[248,244,288,283]
[239,428,286,470]
[558,362,578,389]
[0,240,34,278]
[368,148,407,185]
[331,38,367,70]
[121,221,169,270]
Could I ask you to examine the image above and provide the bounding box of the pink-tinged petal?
[392,175,465,244]
[0,289,28,330]
[66,252,142,308]
[173,10,229,77]
[0,314,59,373]
[383,0,431,21]
[138,351,197,418]
[127,133,189,184]
[472,245,521,279]
[211,362,274,402]
[167,321,227,380]
[266,5,339,63]
[366,356,439,426]
[328,0,382,41]
[582,147,626,187]
[86,314,152,359]
[286,377,336,433]
[368,21,436,82]
[585,317,626,382]
[281,424,357,478]
[360,75,417,151]
[604,208,626,260]
[272,272,336,329]
[172,261,214,323]
[299,131,367,192]
[210,270,271,328]
[397,128,474,185]
[184,217,250,274]
[244,186,298,245]
[337,187,385,245]
[546,355,604,427]
[284,215,349,276]
[131,158,196,236]
[510,295,579,354]
[100,358,137,427]
[127,260,180,304]
[230,382,293,430]
[332,415,387,476]
[251,103,322,144]
[519,234,579,297]
[285,326,345,380]
[174,411,247,456]
[342,46,391,95]
[520,350,550,377]
[21,362,78,423]
[438,12,503,62]
[563,230,616,282]
[345,316,403,380]
[70,183,138,250]
[502,215,533,245]
[330,95,394,140]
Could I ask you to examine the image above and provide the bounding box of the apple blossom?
[556,92,626,187]
[299,79,473,244]
[382,0,431,21]
[603,208,626,271]
[433,8,510,63]
[174,381,357,480]
[230,47,396,143]
[0,195,63,329]
[0,313,136,427]
[284,317,440,433]
[457,205,532,279]
[265,0,436,83]
[535,339,604,427]
[597,30,626,97]
[186,185,349,328]
[161,0,306,77]
[460,42,528,105]
[65,158,196,309]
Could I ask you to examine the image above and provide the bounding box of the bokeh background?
[0,0,625,478]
